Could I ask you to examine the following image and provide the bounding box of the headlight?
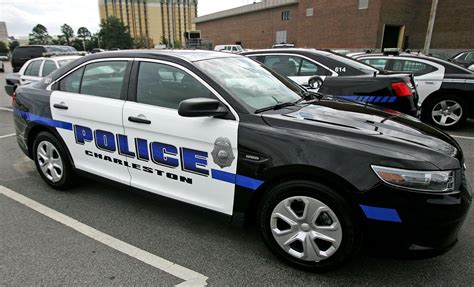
[371,165,455,192]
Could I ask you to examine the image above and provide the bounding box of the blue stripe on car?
[359,204,402,223]
[14,109,73,131]
[211,169,264,190]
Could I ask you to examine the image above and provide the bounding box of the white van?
[214,45,243,54]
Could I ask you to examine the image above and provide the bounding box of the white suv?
[18,55,82,86]
[214,45,243,54]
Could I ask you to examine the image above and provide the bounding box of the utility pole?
[170,0,175,48]
[423,0,438,55]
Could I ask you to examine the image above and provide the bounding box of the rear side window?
[264,55,329,77]
[392,60,437,75]
[466,53,474,60]
[136,62,212,109]
[59,67,84,93]
[42,60,57,76]
[12,47,45,61]
[361,58,389,70]
[80,61,128,99]
[24,60,43,76]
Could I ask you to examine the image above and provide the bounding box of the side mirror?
[306,76,324,90]
[178,98,229,118]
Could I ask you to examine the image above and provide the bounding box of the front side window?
[42,60,57,76]
[466,53,474,61]
[80,61,128,99]
[24,60,42,76]
[392,60,436,76]
[136,62,212,109]
[196,57,302,111]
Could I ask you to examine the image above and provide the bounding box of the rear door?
[122,59,239,215]
[49,59,132,185]
[20,59,44,85]
[261,54,332,85]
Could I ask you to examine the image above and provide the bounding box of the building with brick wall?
[193,0,474,51]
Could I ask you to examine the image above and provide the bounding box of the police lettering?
[75,125,208,176]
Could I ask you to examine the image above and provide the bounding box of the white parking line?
[0,133,15,139]
[0,186,208,286]
[450,135,474,140]
[0,107,13,112]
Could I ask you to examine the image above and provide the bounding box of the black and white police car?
[13,50,471,271]
[355,53,474,129]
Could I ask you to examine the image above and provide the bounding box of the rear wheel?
[33,131,75,190]
[258,180,360,271]
[422,95,467,130]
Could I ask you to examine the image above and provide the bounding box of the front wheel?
[421,95,467,130]
[258,180,360,271]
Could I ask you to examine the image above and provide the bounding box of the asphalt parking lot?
[0,62,473,285]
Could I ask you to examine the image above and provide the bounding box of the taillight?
[391,82,413,97]
[12,92,16,106]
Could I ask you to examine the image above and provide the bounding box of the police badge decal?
[211,137,235,168]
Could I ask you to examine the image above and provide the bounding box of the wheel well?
[422,89,471,108]
[243,165,362,224]
[26,124,75,167]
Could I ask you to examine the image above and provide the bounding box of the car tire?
[258,180,360,271]
[421,95,468,130]
[33,131,75,190]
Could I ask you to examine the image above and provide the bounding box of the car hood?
[261,99,462,169]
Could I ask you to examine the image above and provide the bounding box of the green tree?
[77,27,91,51]
[85,34,100,51]
[134,36,153,49]
[159,36,169,47]
[8,40,20,52]
[0,41,8,54]
[29,24,51,44]
[61,24,74,45]
[98,16,133,50]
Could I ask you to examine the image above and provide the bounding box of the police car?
[13,50,471,271]
[354,53,474,129]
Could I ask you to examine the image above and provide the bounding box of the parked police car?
[13,50,471,271]
[241,49,419,116]
[355,53,474,129]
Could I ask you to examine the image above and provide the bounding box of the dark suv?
[11,45,77,72]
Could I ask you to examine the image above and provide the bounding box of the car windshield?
[195,57,303,111]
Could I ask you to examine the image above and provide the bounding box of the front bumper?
[359,171,472,252]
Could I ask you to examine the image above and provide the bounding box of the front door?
[122,60,239,215]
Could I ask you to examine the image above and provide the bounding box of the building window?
[306,8,314,17]
[282,11,290,20]
[358,0,369,10]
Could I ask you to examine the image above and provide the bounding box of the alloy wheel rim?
[37,141,63,183]
[432,100,463,127]
[270,196,342,262]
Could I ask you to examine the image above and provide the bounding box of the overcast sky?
[0,0,260,37]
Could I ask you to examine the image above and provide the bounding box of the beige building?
[0,22,8,42]
[98,0,198,47]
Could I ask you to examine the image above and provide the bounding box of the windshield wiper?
[254,101,299,114]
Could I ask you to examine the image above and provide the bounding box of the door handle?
[128,116,151,124]
[53,103,68,110]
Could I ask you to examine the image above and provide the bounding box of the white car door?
[20,59,44,85]
[261,54,333,86]
[122,59,239,215]
[389,57,445,104]
[49,59,132,185]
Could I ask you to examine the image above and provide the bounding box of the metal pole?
[423,0,438,55]
[170,0,175,49]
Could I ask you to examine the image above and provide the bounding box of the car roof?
[242,48,333,56]
[90,49,240,62]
